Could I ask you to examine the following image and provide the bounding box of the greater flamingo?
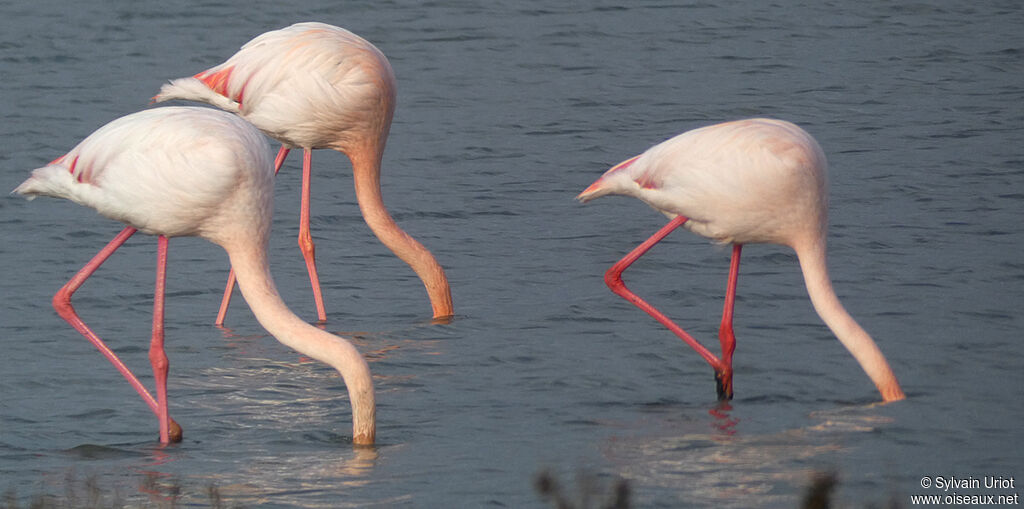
[14,107,376,444]
[577,118,905,402]
[152,22,453,325]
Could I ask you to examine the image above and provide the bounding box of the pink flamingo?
[153,22,453,325]
[14,107,376,445]
[578,118,905,402]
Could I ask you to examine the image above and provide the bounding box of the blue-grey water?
[2,1,1022,507]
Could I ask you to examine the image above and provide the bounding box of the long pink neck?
[224,239,376,443]
[349,145,454,320]
[794,237,905,402]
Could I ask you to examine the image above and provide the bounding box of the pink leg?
[215,146,291,325]
[715,245,742,400]
[298,148,328,323]
[604,216,731,399]
[150,236,171,443]
[52,226,182,442]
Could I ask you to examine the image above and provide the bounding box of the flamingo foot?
[715,369,733,401]
[167,418,183,443]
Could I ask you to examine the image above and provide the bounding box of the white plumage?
[17,107,272,240]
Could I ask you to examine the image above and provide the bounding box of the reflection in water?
[55,428,388,507]
[194,446,383,508]
[210,322,446,396]
[85,446,384,508]
[601,404,892,507]
[708,403,739,437]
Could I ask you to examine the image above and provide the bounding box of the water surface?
[2,1,1022,507]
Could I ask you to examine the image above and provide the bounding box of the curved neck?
[349,145,454,320]
[794,237,905,402]
[225,240,376,443]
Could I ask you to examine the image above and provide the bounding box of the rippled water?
[2,1,1022,507]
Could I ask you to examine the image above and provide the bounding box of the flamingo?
[14,107,376,445]
[577,118,905,403]
[152,22,453,325]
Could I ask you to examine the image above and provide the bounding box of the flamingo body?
[20,108,270,240]
[15,107,376,444]
[581,119,827,247]
[579,118,904,402]
[156,23,394,153]
[154,22,453,323]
